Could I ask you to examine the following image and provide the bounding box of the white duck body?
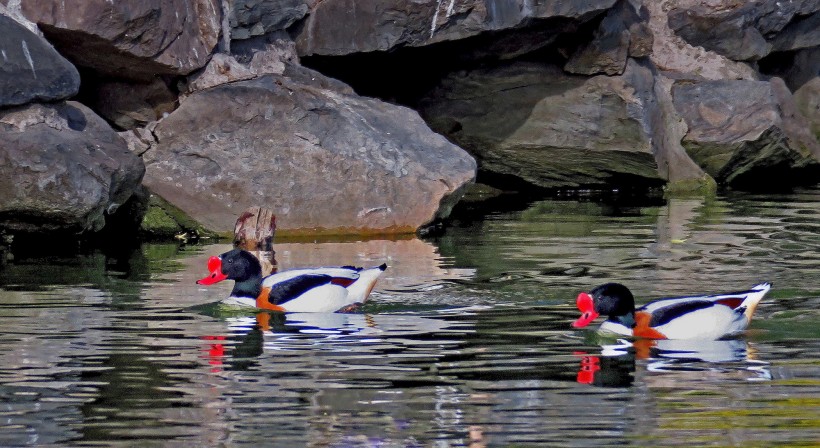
[231,265,386,312]
[596,283,771,340]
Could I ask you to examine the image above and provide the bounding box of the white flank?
[655,305,746,340]
[279,284,350,313]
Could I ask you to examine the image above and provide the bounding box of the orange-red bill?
[572,292,599,328]
[197,256,228,285]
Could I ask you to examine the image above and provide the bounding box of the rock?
[183,53,258,95]
[0,102,145,233]
[628,20,653,58]
[87,78,177,130]
[229,0,309,40]
[18,0,221,79]
[119,122,158,157]
[644,0,757,80]
[794,77,820,141]
[564,1,651,76]
[672,78,820,187]
[295,0,618,57]
[770,9,820,53]
[98,184,150,239]
[419,61,663,189]
[182,40,298,96]
[0,13,80,107]
[622,61,715,192]
[0,3,39,35]
[139,192,216,240]
[668,0,819,61]
[141,67,476,235]
[183,50,286,97]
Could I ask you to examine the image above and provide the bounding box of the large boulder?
[0,102,145,233]
[418,61,664,189]
[15,0,221,79]
[672,78,820,187]
[295,0,618,57]
[668,0,820,62]
[140,65,476,235]
[0,13,80,107]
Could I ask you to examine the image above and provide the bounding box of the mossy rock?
[664,175,717,198]
[140,194,219,241]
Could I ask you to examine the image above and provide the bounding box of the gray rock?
[0,102,145,233]
[230,0,309,40]
[141,68,476,234]
[18,0,221,79]
[769,10,820,53]
[295,0,617,57]
[672,78,820,186]
[565,1,651,76]
[668,0,820,61]
[182,42,295,96]
[0,14,80,107]
[419,61,663,189]
[624,61,714,192]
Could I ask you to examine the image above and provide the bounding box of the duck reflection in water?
[574,338,771,387]
[201,311,459,372]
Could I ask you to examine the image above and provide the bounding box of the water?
[1,189,819,446]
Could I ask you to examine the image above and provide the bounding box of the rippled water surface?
[1,188,819,446]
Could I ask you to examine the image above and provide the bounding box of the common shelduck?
[196,248,387,313]
[572,282,770,339]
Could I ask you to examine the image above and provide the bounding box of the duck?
[196,248,387,313]
[572,282,771,340]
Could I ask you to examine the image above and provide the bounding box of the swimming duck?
[196,248,387,312]
[572,282,770,339]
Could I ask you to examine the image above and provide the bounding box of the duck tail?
[346,264,387,303]
[739,282,771,322]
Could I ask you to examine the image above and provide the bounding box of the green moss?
[141,206,182,237]
[663,175,717,197]
[140,194,218,241]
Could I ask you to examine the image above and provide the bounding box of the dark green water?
[0,189,819,446]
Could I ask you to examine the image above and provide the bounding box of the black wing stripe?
[650,301,715,327]
[268,274,333,305]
